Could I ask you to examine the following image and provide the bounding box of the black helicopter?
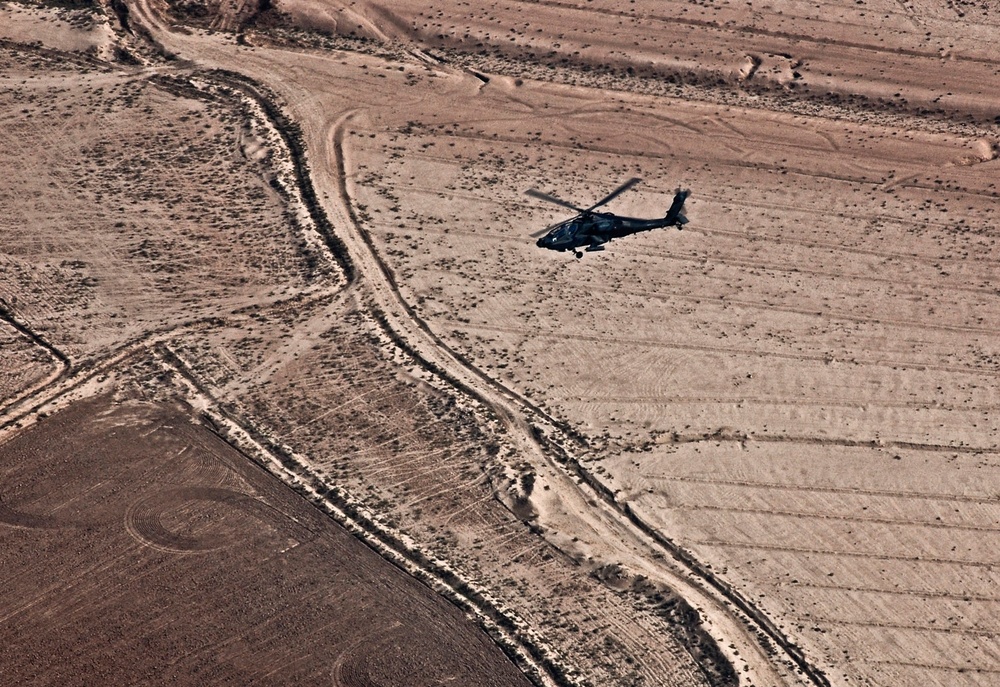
[527,178,689,258]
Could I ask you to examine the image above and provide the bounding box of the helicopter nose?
[536,237,545,247]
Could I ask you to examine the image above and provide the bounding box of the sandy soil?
[246,13,997,683]
[0,3,116,53]
[0,14,722,687]
[278,0,1000,124]
[0,43,325,360]
[2,0,999,686]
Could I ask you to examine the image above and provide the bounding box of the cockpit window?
[555,222,577,239]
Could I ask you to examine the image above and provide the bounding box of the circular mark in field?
[0,498,63,530]
[331,623,479,687]
[124,487,275,554]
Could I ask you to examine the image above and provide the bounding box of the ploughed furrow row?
[572,394,1000,412]
[440,265,1000,340]
[687,539,1000,570]
[662,474,1000,503]
[459,320,1000,380]
[791,614,1000,638]
[783,580,1000,604]
[666,503,1000,534]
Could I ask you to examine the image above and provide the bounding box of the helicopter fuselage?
[535,213,677,252]
[535,188,690,254]
[528,183,689,256]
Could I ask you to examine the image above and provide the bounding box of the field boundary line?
[151,341,577,687]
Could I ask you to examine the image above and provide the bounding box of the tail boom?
[665,189,690,226]
[664,189,691,227]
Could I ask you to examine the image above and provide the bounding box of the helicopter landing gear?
[574,251,583,259]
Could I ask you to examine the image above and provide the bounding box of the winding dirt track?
[1,24,716,686]
[0,298,71,415]
[10,0,996,682]
[121,3,824,685]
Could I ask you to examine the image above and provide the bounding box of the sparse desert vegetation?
[2,0,999,685]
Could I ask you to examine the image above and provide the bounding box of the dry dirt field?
[0,393,531,686]
[2,0,999,685]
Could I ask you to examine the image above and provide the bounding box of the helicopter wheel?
[574,251,583,259]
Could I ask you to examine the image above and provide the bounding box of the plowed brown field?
[0,395,530,686]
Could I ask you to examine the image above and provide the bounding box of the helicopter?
[527,177,689,258]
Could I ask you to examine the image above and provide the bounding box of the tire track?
[687,539,1000,569]
[0,297,72,416]
[571,394,1000,413]
[424,128,881,184]
[662,502,1000,535]
[124,486,286,554]
[779,580,1000,604]
[461,320,1000,378]
[662,475,1000,503]
[115,8,839,684]
[857,658,1000,674]
[0,499,64,530]
[788,614,1000,638]
[428,261,1000,339]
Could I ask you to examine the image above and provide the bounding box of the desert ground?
[0,393,532,686]
[1,0,998,685]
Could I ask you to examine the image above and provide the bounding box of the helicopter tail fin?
[665,188,690,226]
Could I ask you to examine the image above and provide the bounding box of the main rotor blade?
[585,177,642,212]
[530,217,568,238]
[525,188,586,213]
